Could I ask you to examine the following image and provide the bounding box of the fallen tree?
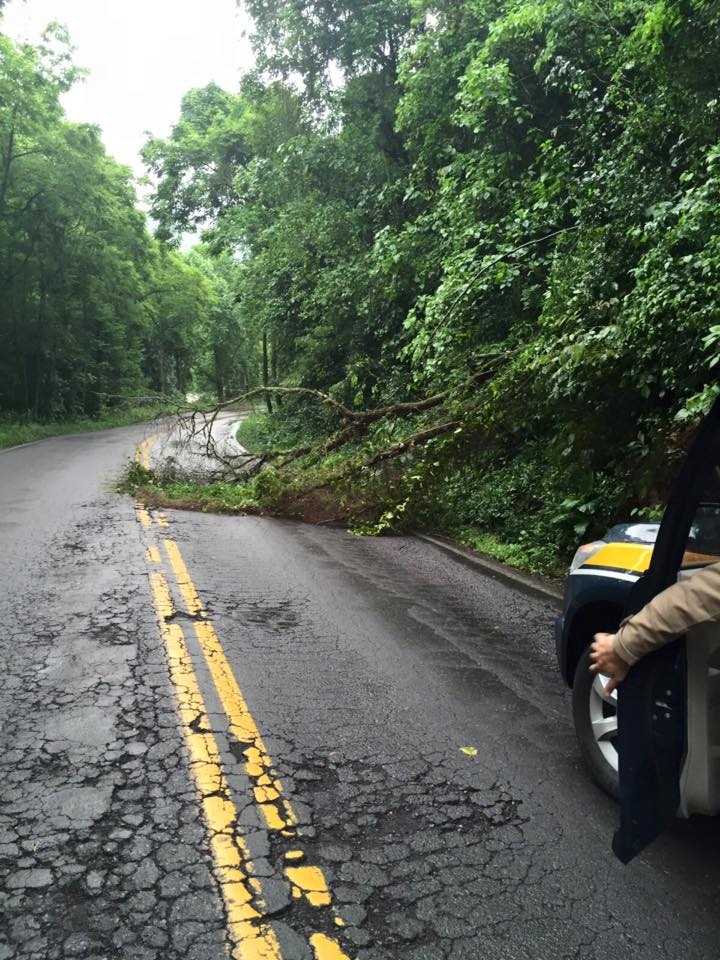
[175,349,517,476]
[125,348,535,536]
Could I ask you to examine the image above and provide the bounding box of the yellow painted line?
[156,510,170,528]
[163,536,297,833]
[195,619,297,832]
[150,568,175,619]
[164,539,204,616]
[285,866,332,907]
[134,432,161,471]
[136,505,152,528]
[135,438,149,469]
[148,570,283,960]
[310,934,351,960]
[144,433,159,469]
[151,528,352,959]
[147,545,161,564]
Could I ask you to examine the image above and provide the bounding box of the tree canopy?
[143,0,720,563]
[5,1,720,566]
[0,26,249,419]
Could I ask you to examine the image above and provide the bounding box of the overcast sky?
[1,0,256,178]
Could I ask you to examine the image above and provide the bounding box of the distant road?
[142,408,252,479]
[1,425,720,960]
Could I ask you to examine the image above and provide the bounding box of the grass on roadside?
[0,405,172,449]
[448,526,567,579]
[122,461,260,514]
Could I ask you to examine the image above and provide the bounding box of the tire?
[572,645,621,800]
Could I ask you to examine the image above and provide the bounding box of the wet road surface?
[1,425,720,960]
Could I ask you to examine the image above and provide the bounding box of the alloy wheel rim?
[589,673,619,770]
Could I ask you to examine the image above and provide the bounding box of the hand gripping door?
[613,395,720,864]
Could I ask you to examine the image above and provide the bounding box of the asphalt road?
[1,425,720,960]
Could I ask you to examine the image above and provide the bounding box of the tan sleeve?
[613,562,720,666]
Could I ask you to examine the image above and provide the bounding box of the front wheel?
[572,645,620,800]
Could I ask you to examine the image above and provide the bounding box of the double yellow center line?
[135,489,351,960]
[135,434,158,470]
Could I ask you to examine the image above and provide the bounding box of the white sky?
[1,0,256,178]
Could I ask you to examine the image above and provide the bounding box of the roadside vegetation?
[0,404,171,449]
[5,1,720,574]
[134,0,720,574]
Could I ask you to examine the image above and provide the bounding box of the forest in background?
[4,1,720,571]
[0,23,253,427]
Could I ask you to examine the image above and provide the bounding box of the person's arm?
[590,561,720,692]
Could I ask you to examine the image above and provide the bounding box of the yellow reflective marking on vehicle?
[309,933,352,960]
[147,569,283,960]
[582,542,654,574]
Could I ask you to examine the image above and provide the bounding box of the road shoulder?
[415,531,563,605]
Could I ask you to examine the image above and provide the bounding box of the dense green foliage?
[140,0,720,567]
[0,25,253,423]
[7,2,718,570]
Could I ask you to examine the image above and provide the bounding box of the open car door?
[613,394,720,863]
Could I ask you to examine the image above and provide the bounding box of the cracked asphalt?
[2,425,720,960]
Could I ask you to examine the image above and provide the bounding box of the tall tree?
[242,0,414,94]
[0,30,212,418]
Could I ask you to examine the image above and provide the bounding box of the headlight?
[569,540,607,573]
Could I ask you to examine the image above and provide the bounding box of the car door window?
[684,475,720,567]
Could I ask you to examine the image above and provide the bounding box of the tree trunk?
[262,330,273,414]
[0,109,17,222]
[158,348,166,397]
[271,337,282,408]
[213,347,225,402]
